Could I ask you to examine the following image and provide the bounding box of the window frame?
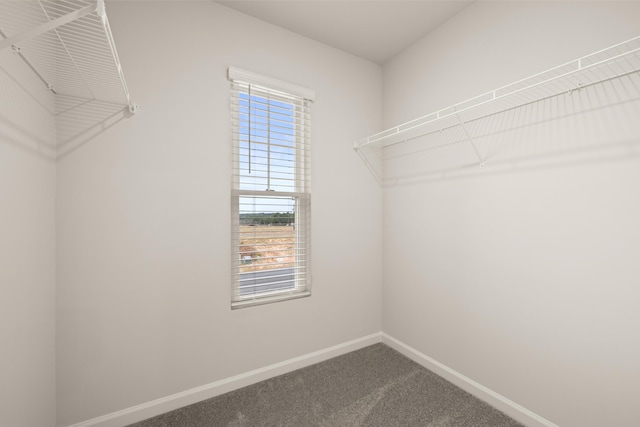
[228,67,314,309]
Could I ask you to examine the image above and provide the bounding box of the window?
[228,67,314,309]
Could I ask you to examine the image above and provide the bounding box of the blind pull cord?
[248,85,252,175]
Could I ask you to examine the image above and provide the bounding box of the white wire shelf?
[354,35,640,183]
[0,0,137,113]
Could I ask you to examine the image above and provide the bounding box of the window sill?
[231,290,311,310]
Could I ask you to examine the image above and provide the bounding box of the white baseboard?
[381,333,558,427]
[66,332,382,427]
[66,332,556,427]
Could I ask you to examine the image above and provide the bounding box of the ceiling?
[217,1,473,64]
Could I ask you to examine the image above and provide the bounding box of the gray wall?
[55,2,382,425]
[5,2,639,426]
[381,2,640,426]
[0,45,57,426]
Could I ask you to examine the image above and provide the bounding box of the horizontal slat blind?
[231,82,311,193]
[229,70,312,308]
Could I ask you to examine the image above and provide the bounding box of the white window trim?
[228,67,313,309]
[228,66,316,102]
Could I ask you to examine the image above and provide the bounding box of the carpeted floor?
[129,343,523,426]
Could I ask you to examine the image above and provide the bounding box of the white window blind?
[229,67,313,309]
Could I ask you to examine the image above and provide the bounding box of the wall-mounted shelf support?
[454,109,484,168]
[3,32,56,94]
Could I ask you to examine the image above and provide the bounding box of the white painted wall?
[10,2,637,426]
[382,2,640,427]
[55,2,382,425]
[0,50,57,426]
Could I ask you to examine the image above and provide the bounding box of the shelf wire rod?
[356,147,382,184]
[617,51,639,80]
[249,85,252,174]
[622,68,640,93]
[454,108,484,167]
[99,1,137,111]
[37,0,96,101]
[42,0,80,14]
[55,25,110,46]
[0,2,95,51]
[0,26,57,94]
[383,134,472,163]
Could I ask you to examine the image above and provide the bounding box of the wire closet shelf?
[0,0,137,113]
[354,35,640,183]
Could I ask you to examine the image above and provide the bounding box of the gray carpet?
[129,343,523,426]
